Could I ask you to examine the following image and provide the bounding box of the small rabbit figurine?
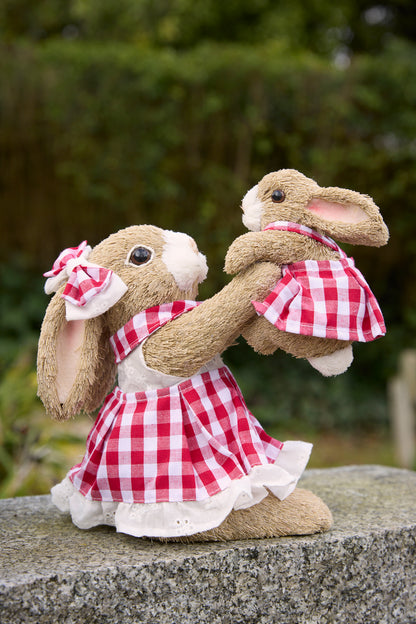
[225,169,389,376]
[38,225,332,541]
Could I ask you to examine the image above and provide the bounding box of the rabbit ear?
[306,197,367,224]
[305,188,389,247]
[37,290,116,421]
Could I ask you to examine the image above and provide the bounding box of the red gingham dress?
[67,302,286,506]
[252,221,386,342]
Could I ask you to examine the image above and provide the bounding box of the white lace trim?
[51,440,312,537]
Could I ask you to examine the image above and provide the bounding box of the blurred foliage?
[226,341,390,433]
[1,0,415,54]
[0,347,92,497]
[0,258,46,373]
[0,37,415,324]
[0,1,415,494]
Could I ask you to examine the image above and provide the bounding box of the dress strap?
[110,300,200,363]
[263,221,346,257]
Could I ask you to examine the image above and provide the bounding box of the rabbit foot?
[160,489,333,542]
[307,345,353,376]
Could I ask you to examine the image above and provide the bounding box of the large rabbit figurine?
[225,169,389,376]
[37,225,332,541]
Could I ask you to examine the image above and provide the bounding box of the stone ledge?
[1,465,415,624]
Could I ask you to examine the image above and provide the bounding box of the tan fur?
[143,262,281,377]
[224,169,388,357]
[37,223,333,539]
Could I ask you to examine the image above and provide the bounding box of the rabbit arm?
[143,261,281,378]
[224,231,334,275]
[224,232,287,274]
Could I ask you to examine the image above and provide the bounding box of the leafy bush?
[0,350,64,495]
[0,346,93,497]
[0,258,46,372]
[224,340,389,434]
[0,36,414,345]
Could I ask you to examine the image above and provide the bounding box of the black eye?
[128,246,153,266]
[271,189,286,203]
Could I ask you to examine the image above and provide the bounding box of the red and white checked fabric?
[68,367,283,504]
[110,300,201,363]
[44,240,113,307]
[68,303,283,504]
[44,240,90,279]
[252,221,386,342]
[263,220,342,251]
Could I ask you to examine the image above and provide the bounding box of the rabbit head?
[242,169,389,247]
[37,225,208,421]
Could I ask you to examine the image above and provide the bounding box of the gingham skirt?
[253,221,386,342]
[68,366,285,504]
[253,258,386,342]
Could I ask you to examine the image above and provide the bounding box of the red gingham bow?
[44,241,113,307]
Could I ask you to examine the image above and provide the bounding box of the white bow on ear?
[44,241,128,321]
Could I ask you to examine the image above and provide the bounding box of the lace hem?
[51,440,312,538]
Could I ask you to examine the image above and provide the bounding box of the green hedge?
[1,37,415,430]
[1,40,415,293]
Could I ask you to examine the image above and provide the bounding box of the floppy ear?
[37,289,116,421]
[305,187,389,247]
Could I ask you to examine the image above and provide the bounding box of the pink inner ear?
[307,198,367,224]
[56,319,85,403]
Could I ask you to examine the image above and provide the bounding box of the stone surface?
[1,465,415,623]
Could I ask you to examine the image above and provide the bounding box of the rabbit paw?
[307,345,353,376]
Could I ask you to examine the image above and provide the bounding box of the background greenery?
[1,0,415,496]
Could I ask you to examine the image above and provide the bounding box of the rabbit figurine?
[225,169,389,376]
[38,224,332,541]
